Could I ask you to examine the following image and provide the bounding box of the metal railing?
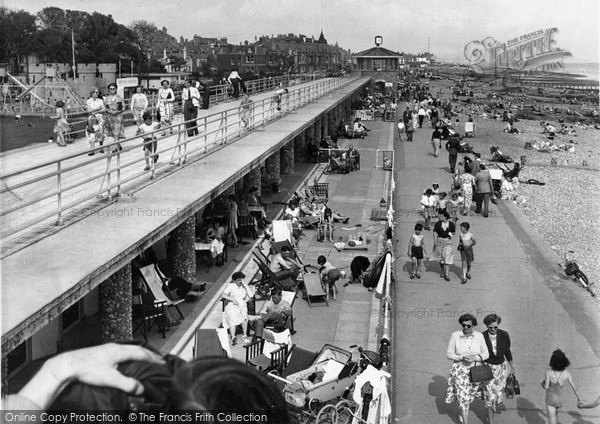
[0,77,356,244]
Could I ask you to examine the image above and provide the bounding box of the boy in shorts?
[137,111,160,171]
[458,222,476,284]
[407,224,426,279]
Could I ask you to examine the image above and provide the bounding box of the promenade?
[391,108,600,423]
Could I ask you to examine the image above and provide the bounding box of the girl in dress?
[52,100,70,147]
[157,80,175,135]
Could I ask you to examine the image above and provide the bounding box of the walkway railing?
[0,77,356,245]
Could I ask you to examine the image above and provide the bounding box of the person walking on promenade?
[103,82,125,150]
[432,211,455,281]
[406,117,415,142]
[137,111,160,171]
[421,189,437,230]
[431,106,439,128]
[407,223,426,279]
[445,133,461,174]
[85,87,106,155]
[459,169,476,216]
[228,69,245,99]
[402,106,412,127]
[542,349,582,424]
[418,106,426,128]
[182,80,200,137]
[482,314,514,424]
[157,80,174,136]
[470,153,482,176]
[446,313,489,424]
[431,126,442,157]
[130,86,148,128]
[457,222,476,284]
[52,100,69,147]
[239,94,253,128]
[228,194,239,248]
[474,163,494,218]
[397,121,405,142]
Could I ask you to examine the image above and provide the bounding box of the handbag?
[505,373,515,399]
[513,373,521,395]
[469,355,493,383]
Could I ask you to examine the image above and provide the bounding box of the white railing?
[0,77,356,245]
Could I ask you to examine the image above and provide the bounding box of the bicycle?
[560,251,595,297]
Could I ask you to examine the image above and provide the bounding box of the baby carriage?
[269,344,361,422]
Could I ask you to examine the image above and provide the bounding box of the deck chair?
[490,146,513,163]
[132,295,167,341]
[252,253,300,292]
[254,289,297,336]
[325,155,351,174]
[302,273,329,307]
[464,122,475,137]
[138,265,185,320]
[272,219,293,243]
[193,328,227,358]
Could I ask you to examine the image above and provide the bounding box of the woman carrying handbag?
[482,314,515,424]
[446,313,490,424]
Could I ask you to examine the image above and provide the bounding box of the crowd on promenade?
[394,76,599,424]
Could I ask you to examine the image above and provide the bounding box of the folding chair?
[132,294,167,341]
[252,253,300,293]
[324,156,351,174]
[302,273,329,307]
[464,122,475,137]
[193,328,227,358]
[138,265,185,320]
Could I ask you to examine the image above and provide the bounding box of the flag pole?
[71,29,77,78]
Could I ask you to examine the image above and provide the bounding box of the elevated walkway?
[0,77,370,353]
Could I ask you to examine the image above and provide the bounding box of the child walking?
[458,222,476,284]
[447,192,461,224]
[407,224,427,279]
[136,111,160,171]
[421,189,437,230]
[52,100,70,147]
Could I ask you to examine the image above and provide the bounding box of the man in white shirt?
[228,69,245,99]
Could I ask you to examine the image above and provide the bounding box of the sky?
[2,0,599,63]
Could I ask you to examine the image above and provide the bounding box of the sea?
[554,62,599,81]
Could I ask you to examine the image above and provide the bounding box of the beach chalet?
[353,36,404,97]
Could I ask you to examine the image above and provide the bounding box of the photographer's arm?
[15,344,164,410]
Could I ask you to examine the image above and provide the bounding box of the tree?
[129,20,158,81]
[36,6,68,31]
[0,7,37,74]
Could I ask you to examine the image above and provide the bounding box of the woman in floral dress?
[446,313,490,424]
[460,171,476,216]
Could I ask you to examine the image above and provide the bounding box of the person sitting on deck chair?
[253,287,292,341]
[270,245,303,283]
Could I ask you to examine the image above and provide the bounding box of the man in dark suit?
[483,314,515,424]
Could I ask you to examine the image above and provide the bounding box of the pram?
[270,344,359,414]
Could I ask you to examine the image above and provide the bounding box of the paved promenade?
[191,118,394,361]
[391,111,600,423]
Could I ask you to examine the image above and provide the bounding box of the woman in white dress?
[157,80,174,135]
[222,271,253,345]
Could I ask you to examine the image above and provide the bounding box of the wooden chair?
[272,345,318,391]
[132,294,167,341]
[138,265,185,320]
[245,338,289,373]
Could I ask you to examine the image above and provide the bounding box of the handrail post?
[55,161,64,226]
[222,111,228,144]
[115,147,123,197]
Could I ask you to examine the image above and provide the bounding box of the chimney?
[162,27,167,33]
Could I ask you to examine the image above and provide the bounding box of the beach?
[427,71,599,307]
